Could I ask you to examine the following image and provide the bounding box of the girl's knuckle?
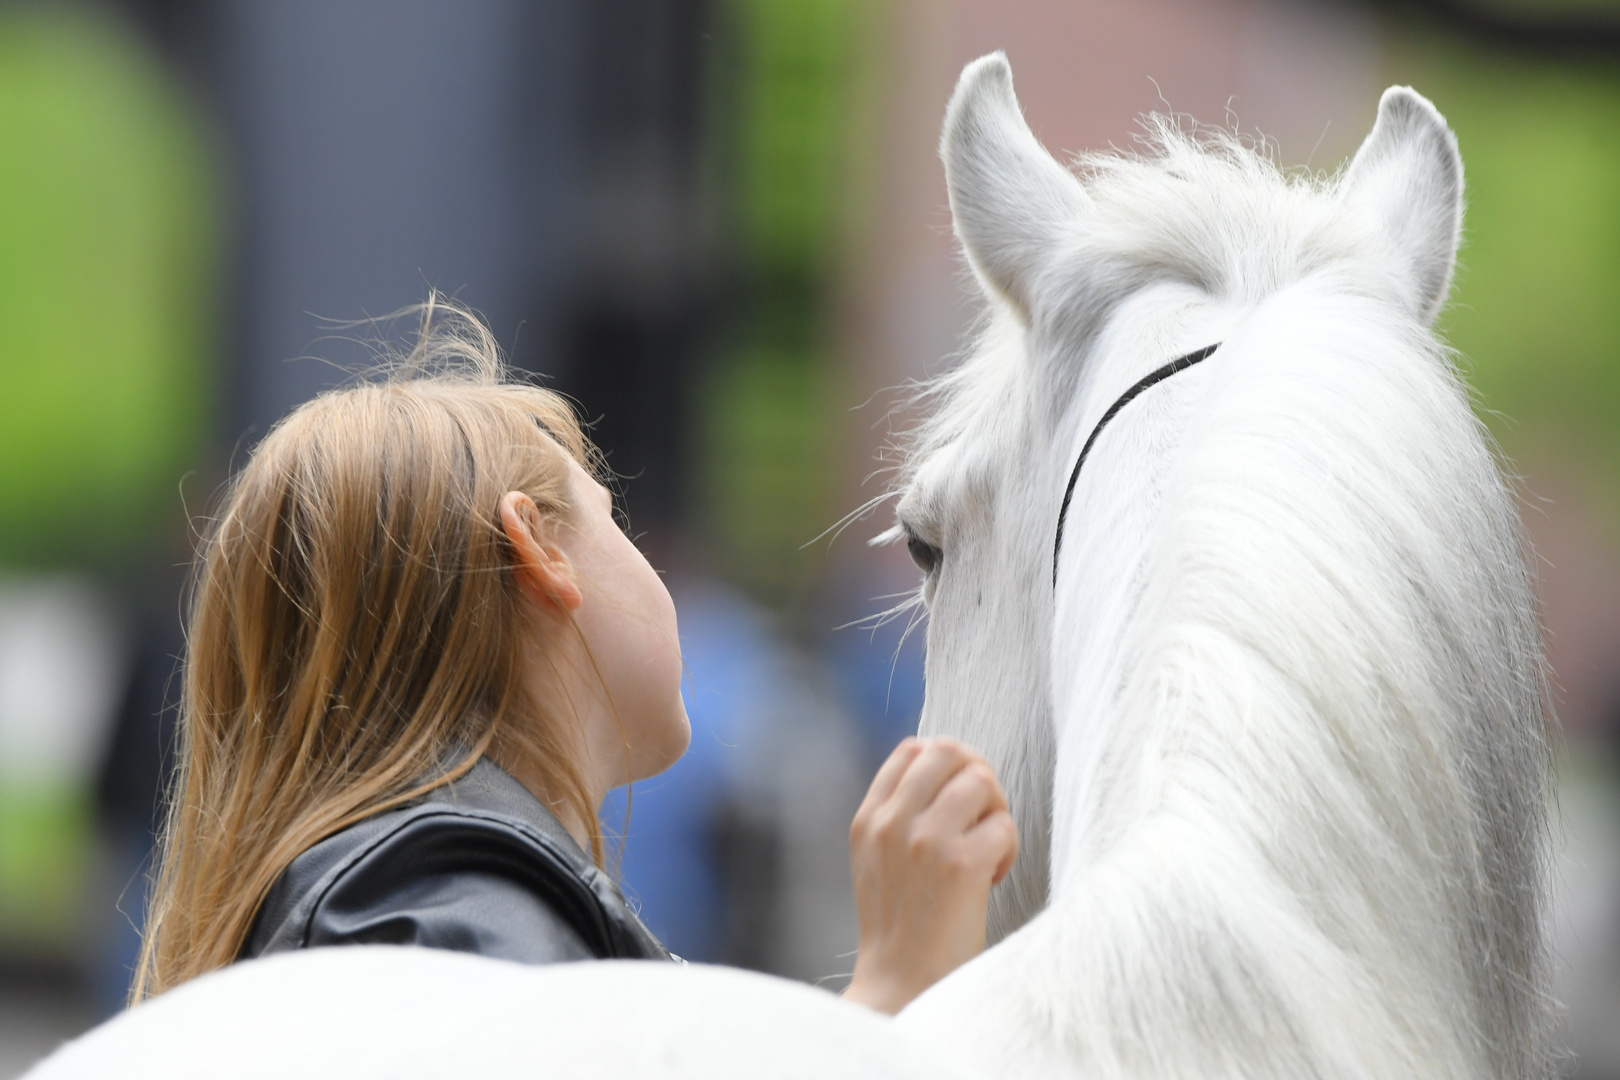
[871,808,902,843]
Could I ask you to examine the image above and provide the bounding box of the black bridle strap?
[1051,343,1220,587]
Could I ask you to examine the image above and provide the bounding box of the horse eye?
[907,534,942,576]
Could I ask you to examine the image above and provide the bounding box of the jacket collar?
[430,757,594,866]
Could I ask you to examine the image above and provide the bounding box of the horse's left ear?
[1343,86,1463,325]
[942,53,1091,324]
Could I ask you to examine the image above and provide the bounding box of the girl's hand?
[841,736,1019,1015]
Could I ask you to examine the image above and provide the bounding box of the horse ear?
[942,53,1090,323]
[1343,86,1463,325]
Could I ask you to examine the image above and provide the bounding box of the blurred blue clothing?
[598,578,926,964]
[830,605,927,765]
[601,582,778,962]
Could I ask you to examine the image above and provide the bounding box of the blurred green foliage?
[1462,0,1620,17]
[1387,27,1620,520]
[732,0,858,284]
[0,782,90,957]
[0,7,218,953]
[698,0,867,606]
[0,8,219,567]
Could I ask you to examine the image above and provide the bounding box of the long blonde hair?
[133,299,608,1000]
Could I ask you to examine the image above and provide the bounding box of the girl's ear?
[499,491,583,614]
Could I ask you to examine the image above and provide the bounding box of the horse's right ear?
[942,53,1090,324]
[1343,86,1463,325]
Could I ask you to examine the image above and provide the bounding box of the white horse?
[891,53,1553,1080]
[27,54,1553,1080]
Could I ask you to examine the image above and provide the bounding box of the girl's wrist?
[841,957,914,1015]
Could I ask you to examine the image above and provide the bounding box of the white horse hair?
[893,53,1554,1080]
[28,947,975,1080]
[26,54,1553,1080]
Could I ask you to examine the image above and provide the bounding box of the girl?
[133,299,1017,1016]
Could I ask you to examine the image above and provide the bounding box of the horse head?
[896,51,1468,938]
[893,53,1552,1080]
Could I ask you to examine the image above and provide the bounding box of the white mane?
[894,54,1555,1080]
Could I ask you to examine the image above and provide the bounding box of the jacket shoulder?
[245,761,668,964]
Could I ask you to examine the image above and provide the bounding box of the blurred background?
[1,0,1617,1073]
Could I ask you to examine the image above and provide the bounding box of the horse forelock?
[1073,118,1367,304]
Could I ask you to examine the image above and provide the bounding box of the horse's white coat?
[24,54,1552,1080]
[27,947,975,1080]
[894,54,1553,1080]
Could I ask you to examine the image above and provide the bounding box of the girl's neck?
[487,742,600,853]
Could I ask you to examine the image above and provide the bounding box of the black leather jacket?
[243,758,670,965]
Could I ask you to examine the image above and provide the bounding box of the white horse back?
[26,948,975,1080]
